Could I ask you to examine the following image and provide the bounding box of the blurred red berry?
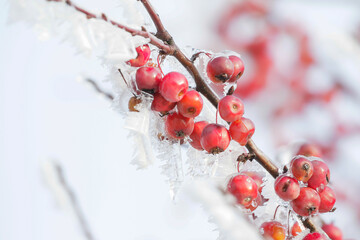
[260,221,286,240]
[291,222,302,236]
[297,143,322,157]
[322,223,343,240]
[303,233,327,240]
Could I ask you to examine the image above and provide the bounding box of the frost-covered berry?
[151,93,177,113]
[165,112,194,140]
[307,160,330,190]
[189,121,208,150]
[128,96,141,112]
[303,233,327,240]
[322,223,343,240]
[228,55,245,82]
[229,117,255,146]
[227,174,258,207]
[291,187,320,216]
[127,44,151,67]
[159,72,189,102]
[260,221,286,240]
[296,143,322,157]
[274,175,300,201]
[318,186,336,213]
[177,90,203,118]
[291,157,314,182]
[218,95,244,122]
[200,124,231,154]
[291,222,302,237]
[206,56,234,83]
[135,67,162,92]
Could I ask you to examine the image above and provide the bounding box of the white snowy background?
[1,0,360,240]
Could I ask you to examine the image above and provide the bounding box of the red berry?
[291,157,314,182]
[291,222,302,236]
[189,121,208,150]
[229,117,255,146]
[303,233,327,240]
[307,160,330,190]
[159,72,189,102]
[322,223,343,240]
[206,56,234,83]
[297,143,322,157]
[260,221,286,240]
[177,90,203,118]
[242,171,264,193]
[151,93,177,113]
[274,175,300,201]
[165,112,194,140]
[135,67,162,92]
[218,95,244,122]
[227,174,258,207]
[200,124,231,154]
[291,187,320,216]
[127,44,151,67]
[228,55,245,82]
[318,186,336,213]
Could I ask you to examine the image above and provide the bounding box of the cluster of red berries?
[274,156,335,216]
[128,46,341,240]
[128,46,253,154]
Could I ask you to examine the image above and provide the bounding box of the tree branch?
[139,0,320,233]
[47,0,172,53]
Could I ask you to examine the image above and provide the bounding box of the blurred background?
[1,0,360,239]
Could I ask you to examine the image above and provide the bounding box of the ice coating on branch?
[188,180,262,240]
[8,0,148,64]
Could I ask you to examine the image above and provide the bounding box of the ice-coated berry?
[218,95,244,122]
[206,56,234,83]
[307,160,330,190]
[135,67,162,92]
[291,156,314,182]
[229,117,255,146]
[200,124,231,154]
[303,233,326,240]
[177,90,203,118]
[291,222,302,237]
[291,187,320,216]
[227,174,258,207]
[228,55,245,82]
[274,175,300,201]
[159,72,189,102]
[127,44,151,67]
[260,221,286,240]
[165,112,194,139]
[151,93,177,113]
[189,121,208,150]
[318,186,336,213]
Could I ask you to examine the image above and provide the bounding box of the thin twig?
[86,78,114,100]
